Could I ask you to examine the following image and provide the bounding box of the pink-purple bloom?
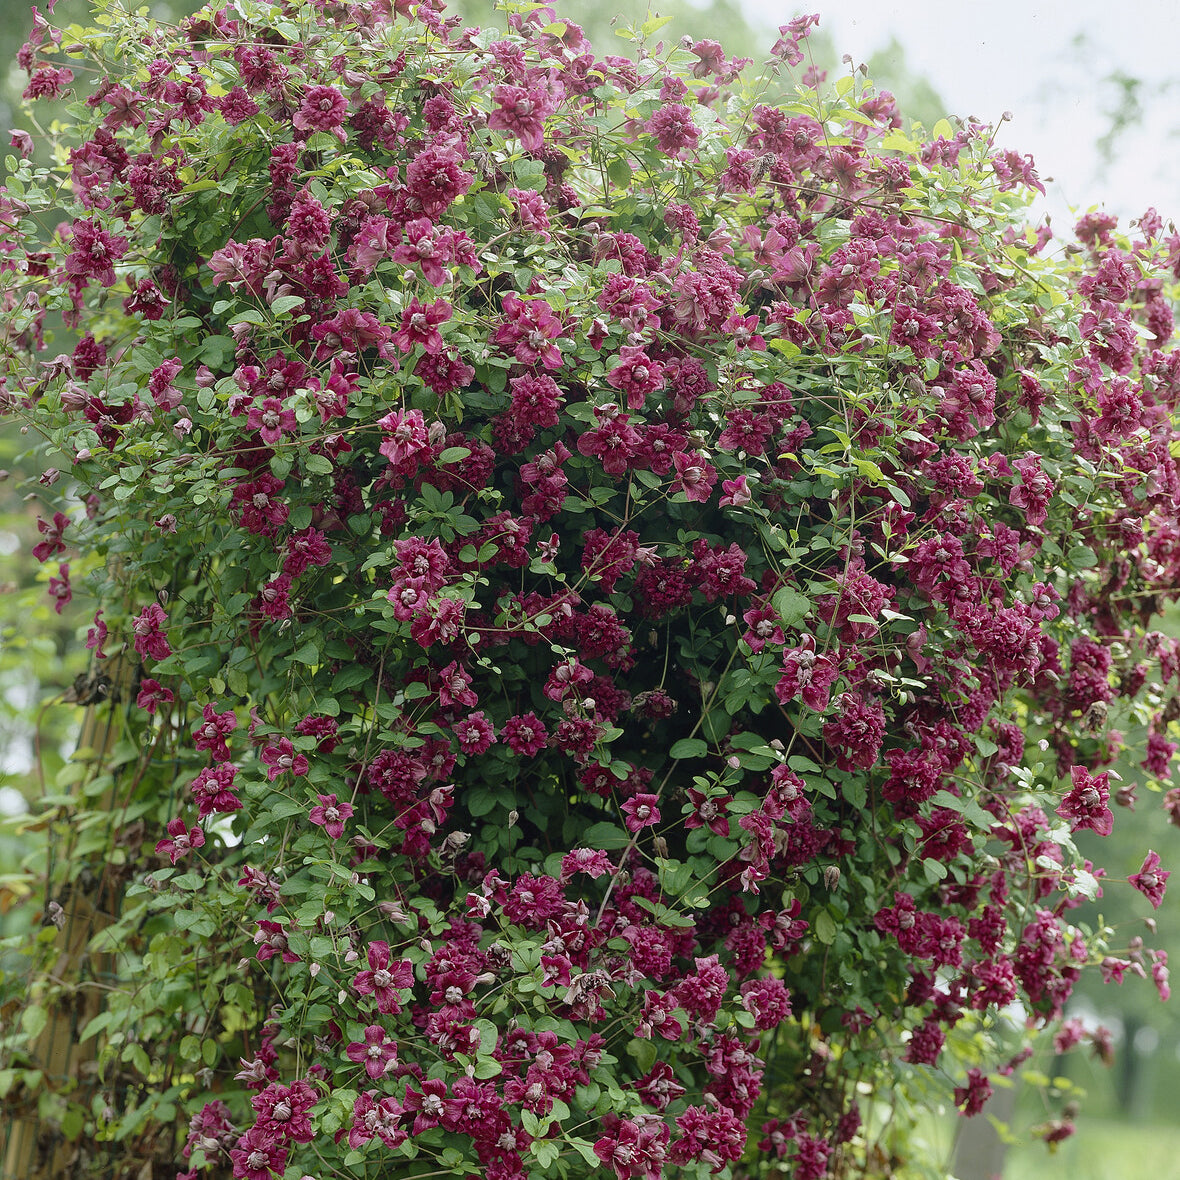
[308,793,353,838]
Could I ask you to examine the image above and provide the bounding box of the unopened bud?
[377,900,411,924]
[507,809,519,828]
[823,865,841,891]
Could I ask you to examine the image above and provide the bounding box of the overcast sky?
[738,0,1180,233]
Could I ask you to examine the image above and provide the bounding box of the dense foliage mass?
[3,1,1179,1177]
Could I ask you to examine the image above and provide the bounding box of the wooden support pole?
[4,659,130,1180]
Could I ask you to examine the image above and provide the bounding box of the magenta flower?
[33,512,70,562]
[1056,765,1114,836]
[487,82,558,151]
[684,788,732,837]
[605,344,664,410]
[191,702,237,760]
[190,763,241,818]
[155,816,205,864]
[1129,849,1171,908]
[594,1116,669,1180]
[775,636,840,712]
[720,475,752,507]
[1100,956,1135,984]
[501,712,547,756]
[136,678,174,715]
[404,141,474,218]
[292,84,348,141]
[377,407,429,468]
[739,976,793,1030]
[1152,950,1170,1002]
[646,104,699,157]
[229,1127,287,1180]
[310,308,392,360]
[492,293,563,369]
[403,1077,448,1135]
[954,1069,993,1118]
[436,660,478,709]
[260,737,309,780]
[354,942,414,1015]
[345,1025,399,1080]
[349,1090,406,1149]
[560,847,613,880]
[622,793,661,832]
[671,450,717,502]
[47,563,71,613]
[391,296,451,355]
[24,65,74,100]
[254,919,299,964]
[308,793,353,838]
[246,396,296,444]
[1010,453,1054,528]
[454,711,495,754]
[64,217,128,288]
[132,602,172,662]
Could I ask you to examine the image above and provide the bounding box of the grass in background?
[1003,1119,1180,1180]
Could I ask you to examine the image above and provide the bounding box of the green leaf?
[61,1105,84,1141]
[79,1012,111,1042]
[21,1004,48,1040]
[670,738,707,760]
[607,156,632,188]
[923,858,948,884]
[533,1140,560,1168]
[333,664,372,691]
[304,454,335,475]
[291,642,320,665]
[271,295,305,316]
[813,909,837,945]
[626,1037,658,1072]
[772,587,811,628]
[581,821,630,849]
[198,335,235,367]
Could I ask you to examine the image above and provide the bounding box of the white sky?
[738,0,1180,233]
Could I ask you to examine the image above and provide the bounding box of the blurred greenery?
[1003,1116,1180,1180]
